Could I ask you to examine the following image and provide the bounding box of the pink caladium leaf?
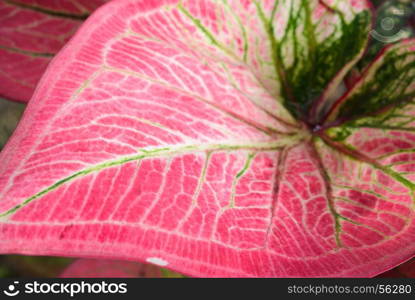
[324,39,415,124]
[0,0,414,277]
[0,0,109,102]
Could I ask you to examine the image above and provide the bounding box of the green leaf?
[358,0,415,69]
[255,0,371,120]
[324,39,415,124]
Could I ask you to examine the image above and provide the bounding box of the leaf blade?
[256,0,372,119]
[0,0,413,278]
[0,0,109,102]
[324,39,415,124]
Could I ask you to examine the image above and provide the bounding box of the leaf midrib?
[0,139,304,218]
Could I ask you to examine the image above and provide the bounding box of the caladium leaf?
[0,0,413,277]
[0,0,109,102]
[358,0,415,70]
[324,39,415,124]
[253,0,372,120]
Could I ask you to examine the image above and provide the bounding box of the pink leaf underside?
[0,0,109,102]
[60,258,157,278]
[0,0,413,277]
